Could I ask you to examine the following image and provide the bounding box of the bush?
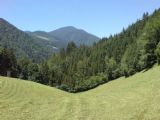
[156,43,160,64]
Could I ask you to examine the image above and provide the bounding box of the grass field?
[1,66,160,120]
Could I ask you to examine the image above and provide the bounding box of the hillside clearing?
[0,66,160,120]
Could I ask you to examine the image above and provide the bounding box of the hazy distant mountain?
[49,26,100,46]
[0,18,55,62]
[28,26,100,48]
[0,18,100,62]
[27,31,65,49]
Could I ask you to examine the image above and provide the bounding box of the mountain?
[0,18,55,62]
[0,18,100,62]
[49,26,100,46]
[27,31,66,49]
[27,26,100,49]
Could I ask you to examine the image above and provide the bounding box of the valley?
[1,1,160,119]
[1,66,160,120]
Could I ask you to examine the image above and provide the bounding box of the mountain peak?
[0,18,6,22]
[50,26,78,33]
[0,18,9,25]
[49,26,100,46]
[60,26,76,29]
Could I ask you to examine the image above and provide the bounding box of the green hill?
[0,18,55,62]
[1,65,160,120]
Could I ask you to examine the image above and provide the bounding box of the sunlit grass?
[1,66,160,120]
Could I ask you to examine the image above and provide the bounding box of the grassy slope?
[0,66,160,120]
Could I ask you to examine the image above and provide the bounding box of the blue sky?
[0,0,160,38]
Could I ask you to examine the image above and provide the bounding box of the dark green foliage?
[106,57,117,80]
[156,42,160,64]
[38,62,50,85]
[28,63,39,82]
[17,57,31,79]
[0,47,17,76]
[66,42,77,54]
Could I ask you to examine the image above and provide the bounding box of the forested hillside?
[0,18,55,62]
[45,9,160,92]
[1,9,160,92]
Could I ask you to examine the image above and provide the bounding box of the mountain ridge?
[27,26,100,48]
[49,26,100,46]
[0,18,100,62]
[0,18,55,62]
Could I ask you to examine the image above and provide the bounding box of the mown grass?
[0,66,160,120]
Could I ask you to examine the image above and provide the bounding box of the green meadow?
[1,66,160,120]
